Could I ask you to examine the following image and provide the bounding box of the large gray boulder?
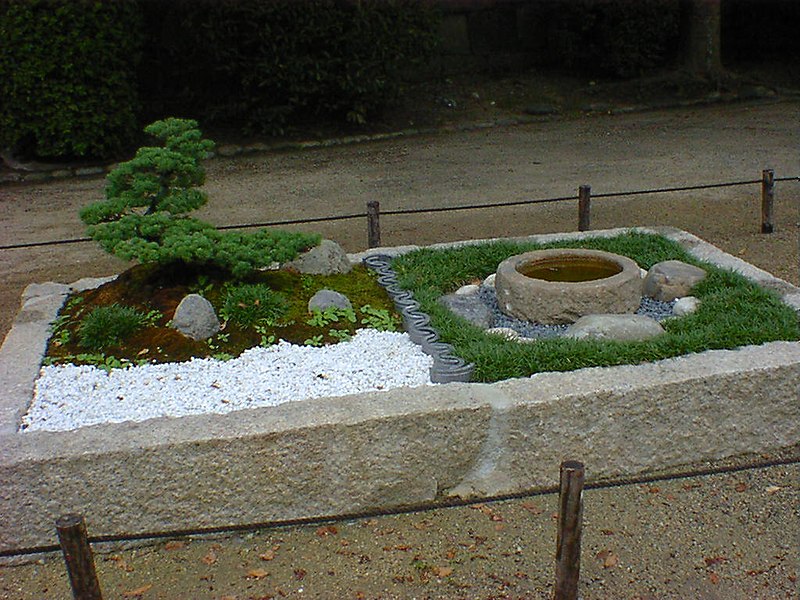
[171,294,220,341]
[308,289,352,312]
[643,260,707,302]
[565,314,665,342]
[284,239,352,275]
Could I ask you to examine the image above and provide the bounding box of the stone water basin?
[494,248,643,324]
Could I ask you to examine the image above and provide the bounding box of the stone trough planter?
[1,227,798,553]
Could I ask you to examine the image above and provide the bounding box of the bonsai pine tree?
[80,118,319,277]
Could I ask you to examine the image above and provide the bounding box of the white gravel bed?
[21,330,434,433]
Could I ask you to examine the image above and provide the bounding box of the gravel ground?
[0,74,798,598]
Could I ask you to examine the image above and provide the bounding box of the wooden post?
[56,514,103,600]
[554,460,585,600]
[578,186,591,232]
[367,200,381,248]
[761,169,774,234]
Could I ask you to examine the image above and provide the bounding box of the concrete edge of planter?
[1,227,798,552]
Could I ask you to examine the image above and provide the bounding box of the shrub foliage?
[0,0,142,159]
[138,0,440,133]
[80,118,319,277]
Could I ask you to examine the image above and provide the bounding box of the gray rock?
[455,284,480,296]
[70,276,118,292]
[673,296,700,316]
[284,239,352,275]
[21,282,71,302]
[565,314,665,342]
[171,294,220,341]
[439,294,495,329]
[643,260,707,302]
[308,289,352,312]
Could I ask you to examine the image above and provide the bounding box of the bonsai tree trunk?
[681,0,723,81]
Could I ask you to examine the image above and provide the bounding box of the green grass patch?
[392,232,800,382]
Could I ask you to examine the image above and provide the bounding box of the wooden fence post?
[554,460,585,600]
[367,201,381,248]
[578,186,591,231]
[56,514,103,600]
[761,169,774,234]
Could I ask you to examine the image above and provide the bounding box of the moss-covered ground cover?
[391,232,800,382]
[44,263,399,369]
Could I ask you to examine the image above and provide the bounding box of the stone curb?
[0,92,785,186]
[0,228,798,552]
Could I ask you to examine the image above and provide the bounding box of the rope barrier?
[1,175,797,252]
[2,453,796,558]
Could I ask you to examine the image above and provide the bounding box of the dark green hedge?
[138,0,440,135]
[0,0,143,159]
[539,0,681,78]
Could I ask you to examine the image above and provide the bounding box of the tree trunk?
[681,0,723,81]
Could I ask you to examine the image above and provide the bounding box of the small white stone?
[673,296,700,316]
[639,268,648,278]
[486,327,520,341]
[455,284,480,296]
[482,274,496,289]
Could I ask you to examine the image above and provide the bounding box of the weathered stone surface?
[455,284,480,296]
[495,249,643,324]
[21,282,70,302]
[285,239,352,275]
[69,276,117,292]
[482,273,496,289]
[308,289,352,312]
[673,296,700,316]
[171,294,220,341]
[643,260,707,302]
[439,294,495,329]
[566,314,665,341]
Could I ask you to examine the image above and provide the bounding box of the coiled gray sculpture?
[363,254,474,383]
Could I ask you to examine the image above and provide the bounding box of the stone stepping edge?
[363,254,473,383]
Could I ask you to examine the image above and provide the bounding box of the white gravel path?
[21,330,433,433]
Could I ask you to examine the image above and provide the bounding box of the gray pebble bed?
[477,286,675,339]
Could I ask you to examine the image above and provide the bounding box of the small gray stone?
[643,260,707,302]
[308,289,352,312]
[673,296,700,316]
[566,314,665,342]
[455,284,480,296]
[482,273,496,289]
[439,294,495,329]
[284,239,352,275]
[171,294,220,341]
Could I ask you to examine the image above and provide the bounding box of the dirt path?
[0,99,798,599]
[1,100,798,341]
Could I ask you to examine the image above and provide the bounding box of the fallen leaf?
[601,529,615,536]
[122,584,153,597]
[294,568,307,580]
[520,501,542,514]
[788,574,797,583]
[433,566,453,577]
[596,549,619,568]
[164,541,186,551]
[514,572,529,579]
[136,348,149,356]
[746,569,765,576]
[201,549,217,565]
[246,568,269,579]
[704,556,728,567]
[259,550,276,561]
[708,572,720,584]
[735,482,748,492]
[316,525,338,537]
[220,596,236,600]
[649,486,660,494]
[445,548,457,559]
[765,485,781,495]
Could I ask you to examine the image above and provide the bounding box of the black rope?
[2,454,796,558]
[1,175,797,252]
